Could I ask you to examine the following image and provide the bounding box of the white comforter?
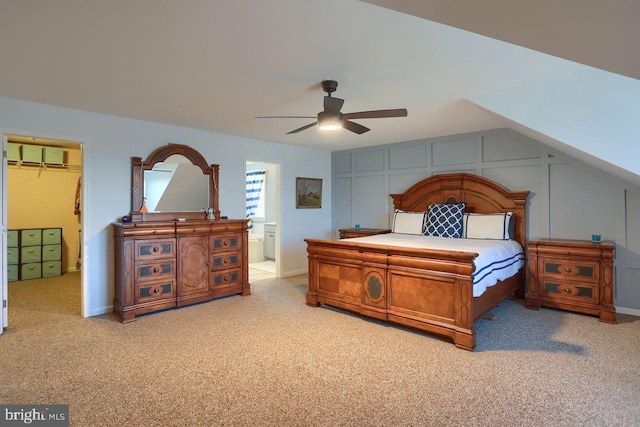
[343,233,524,297]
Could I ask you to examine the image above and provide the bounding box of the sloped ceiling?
[0,1,638,183]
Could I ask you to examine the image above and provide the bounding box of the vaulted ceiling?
[1,1,638,183]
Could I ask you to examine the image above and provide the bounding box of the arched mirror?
[130,144,220,221]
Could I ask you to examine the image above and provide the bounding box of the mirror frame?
[130,144,220,221]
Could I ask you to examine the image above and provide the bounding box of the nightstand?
[338,228,392,239]
[526,238,616,323]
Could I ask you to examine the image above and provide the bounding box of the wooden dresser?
[113,219,250,322]
[526,238,616,323]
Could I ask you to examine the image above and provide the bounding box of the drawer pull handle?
[153,247,159,252]
[565,251,570,255]
[224,276,230,282]
[153,288,160,294]
[564,267,571,273]
[223,258,229,264]
[565,288,571,293]
[153,267,160,273]
[193,228,198,232]
[152,230,157,234]
[226,226,230,231]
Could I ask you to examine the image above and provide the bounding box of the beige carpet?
[1,272,640,426]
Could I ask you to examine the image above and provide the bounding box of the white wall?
[0,96,332,317]
[332,128,640,315]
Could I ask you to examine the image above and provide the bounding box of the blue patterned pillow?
[424,203,466,238]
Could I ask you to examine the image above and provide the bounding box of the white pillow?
[463,212,514,240]
[392,210,426,235]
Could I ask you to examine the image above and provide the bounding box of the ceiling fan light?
[318,114,342,131]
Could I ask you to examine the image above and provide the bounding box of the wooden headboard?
[390,173,530,249]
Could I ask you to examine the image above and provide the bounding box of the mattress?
[342,233,524,297]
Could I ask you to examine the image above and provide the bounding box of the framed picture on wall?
[296,177,322,208]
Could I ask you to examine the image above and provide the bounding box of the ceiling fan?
[256,80,408,135]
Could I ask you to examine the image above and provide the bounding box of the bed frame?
[305,173,529,350]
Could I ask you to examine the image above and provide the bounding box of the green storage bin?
[20,145,43,163]
[20,229,41,246]
[21,246,41,263]
[7,264,19,282]
[42,261,62,278]
[42,228,62,245]
[21,263,42,280]
[42,244,62,261]
[7,247,19,265]
[7,230,19,247]
[7,143,21,161]
[43,147,64,165]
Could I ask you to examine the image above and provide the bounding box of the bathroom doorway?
[245,160,279,280]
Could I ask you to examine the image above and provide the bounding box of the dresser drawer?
[21,229,42,246]
[21,246,42,263]
[540,279,598,305]
[7,247,19,265]
[7,230,19,247]
[540,258,599,284]
[210,233,242,251]
[42,244,62,261]
[42,228,62,245]
[211,267,242,288]
[134,238,176,261]
[135,259,176,282]
[42,261,62,278]
[7,264,19,282]
[211,252,241,271]
[21,262,42,280]
[211,221,245,233]
[136,280,176,304]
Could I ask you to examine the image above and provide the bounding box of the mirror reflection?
[144,154,209,212]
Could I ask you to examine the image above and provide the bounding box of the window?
[246,170,266,222]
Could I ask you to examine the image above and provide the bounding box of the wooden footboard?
[306,238,519,351]
[306,173,528,350]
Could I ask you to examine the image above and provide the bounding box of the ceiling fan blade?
[342,120,370,134]
[255,115,317,119]
[286,122,318,134]
[342,108,408,120]
[324,96,344,114]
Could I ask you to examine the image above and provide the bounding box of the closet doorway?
[4,134,83,325]
[245,160,279,281]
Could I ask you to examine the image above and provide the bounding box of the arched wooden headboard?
[390,173,530,249]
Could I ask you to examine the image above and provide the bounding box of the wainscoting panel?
[355,149,385,172]
[389,143,428,170]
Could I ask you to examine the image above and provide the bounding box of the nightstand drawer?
[540,280,598,305]
[541,258,599,284]
[535,245,603,259]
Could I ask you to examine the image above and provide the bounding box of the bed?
[305,173,529,350]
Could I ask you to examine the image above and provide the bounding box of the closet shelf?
[8,160,81,171]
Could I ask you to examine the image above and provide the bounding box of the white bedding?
[342,233,524,297]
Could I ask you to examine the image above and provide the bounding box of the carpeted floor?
[1,272,640,426]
